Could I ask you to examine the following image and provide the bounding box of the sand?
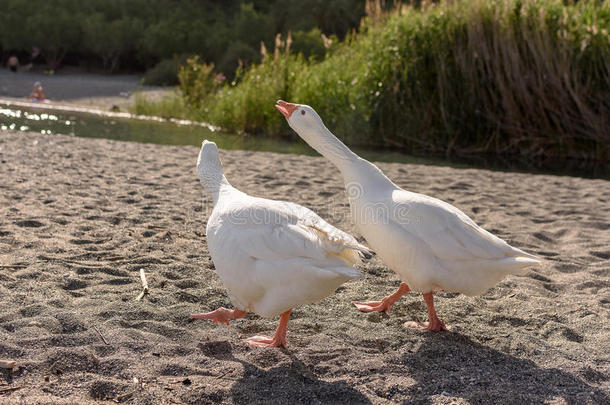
[0,132,608,404]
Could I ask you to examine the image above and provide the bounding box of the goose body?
[192,140,372,346]
[276,100,541,331]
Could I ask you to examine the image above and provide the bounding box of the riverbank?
[0,132,608,403]
[0,69,169,112]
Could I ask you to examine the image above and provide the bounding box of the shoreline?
[0,97,220,132]
[0,132,608,403]
[1,70,607,180]
[1,96,608,181]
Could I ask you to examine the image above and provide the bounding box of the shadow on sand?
[196,340,371,404]
[193,333,607,404]
[397,333,608,404]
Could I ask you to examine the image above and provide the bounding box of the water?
[1,104,608,179]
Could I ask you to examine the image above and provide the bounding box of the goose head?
[197,140,224,190]
[276,100,361,174]
[275,100,326,143]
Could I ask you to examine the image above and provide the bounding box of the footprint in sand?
[541,323,584,343]
[575,280,609,294]
[69,239,103,245]
[531,217,556,224]
[528,272,552,282]
[62,278,88,291]
[44,349,99,374]
[554,263,581,274]
[89,380,130,400]
[101,278,132,286]
[55,312,87,333]
[489,315,527,327]
[174,291,200,303]
[542,282,565,293]
[174,279,200,289]
[15,219,45,228]
[589,250,610,260]
[561,327,584,343]
[97,358,130,375]
[533,232,554,243]
[448,182,473,190]
[20,304,47,318]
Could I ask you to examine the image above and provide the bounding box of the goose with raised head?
[276,101,541,331]
[192,140,373,347]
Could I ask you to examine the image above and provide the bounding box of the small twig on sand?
[93,326,109,345]
[0,360,15,369]
[0,386,22,394]
[116,389,136,401]
[135,268,149,301]
[140,268,149,291]
[0,265,27,269]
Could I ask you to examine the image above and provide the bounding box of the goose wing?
[391,190,539,263]
[241,199,372,267]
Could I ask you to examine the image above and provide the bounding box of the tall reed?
[181,0,610,160]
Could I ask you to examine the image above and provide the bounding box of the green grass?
[138,0,610,161]
[130,91,204,121]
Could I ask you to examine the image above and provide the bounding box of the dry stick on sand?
[93,326,109,345]
[0,386,22,394]
[0,360,15,369]
[135,268,149,301]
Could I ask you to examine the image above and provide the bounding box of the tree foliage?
[0,0,366,73]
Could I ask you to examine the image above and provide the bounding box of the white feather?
[284,104,541,298]
[198,141,368,318]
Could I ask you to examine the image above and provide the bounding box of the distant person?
[29,82,46,102]
[7,55,19,73]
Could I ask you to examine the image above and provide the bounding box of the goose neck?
[201,175,231,205]
[302,124,359,172]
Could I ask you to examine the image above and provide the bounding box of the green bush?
[291,28,328,60]
[178,56,220,107]
[142,58,183,86]
[216,41,261,77]
[207,53,307,135]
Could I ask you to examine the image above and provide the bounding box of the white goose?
[191,140,373,347]
[276,101,541,331]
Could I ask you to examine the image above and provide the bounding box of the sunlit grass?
[129,91,203,121]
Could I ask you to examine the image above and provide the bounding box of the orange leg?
[245,309,291,348]
[404,292,450,332]
[352,282,410,313]
[190,307,246,326]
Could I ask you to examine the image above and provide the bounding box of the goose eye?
[301,110,306,115]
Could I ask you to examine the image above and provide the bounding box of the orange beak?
[275,100,298,119]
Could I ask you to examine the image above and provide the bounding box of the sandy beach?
[0,132,608,404]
